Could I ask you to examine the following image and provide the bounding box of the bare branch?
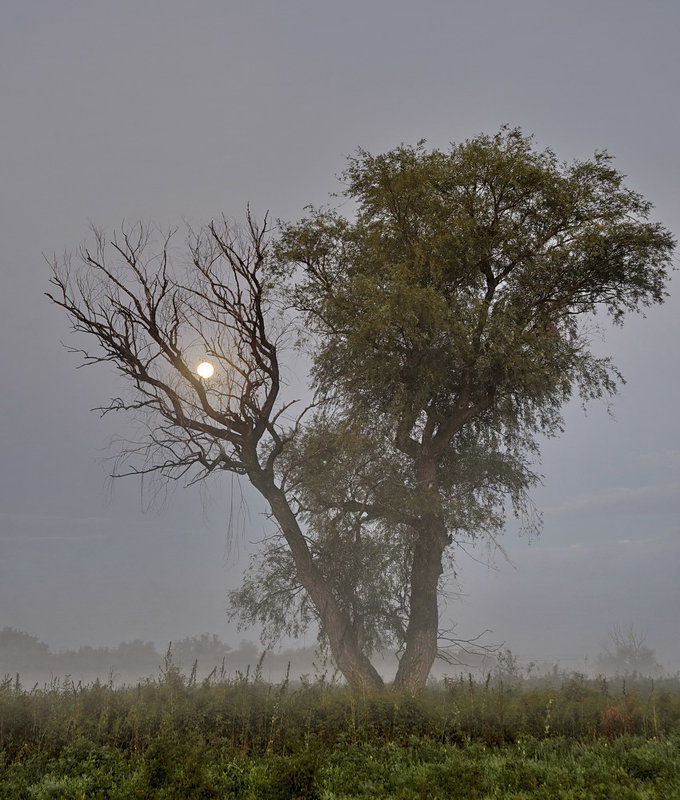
[46,215,291,488]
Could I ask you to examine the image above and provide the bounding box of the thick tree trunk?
[391,521,446,693]
[391,457,447,694]
[249,469,385,693]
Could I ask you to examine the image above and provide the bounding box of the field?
[1,665,679,799]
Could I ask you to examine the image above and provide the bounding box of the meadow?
[1,661,679,799]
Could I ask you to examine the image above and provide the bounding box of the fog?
[1,1,679,679]
[0,624,669,691]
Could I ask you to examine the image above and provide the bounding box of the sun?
[196,361,215,379]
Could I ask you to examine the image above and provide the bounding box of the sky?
[1,0,678,672]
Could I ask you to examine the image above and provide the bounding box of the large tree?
[48,129,674,693]
[240,128,675,691]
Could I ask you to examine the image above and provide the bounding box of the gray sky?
[1,0,678,670]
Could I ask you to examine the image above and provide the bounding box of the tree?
[259,128,675,691]
[48,215,384,692]
[0,627,51,671]
[48,129,674,693]
[594,624,663,676]
[171,633,232,670]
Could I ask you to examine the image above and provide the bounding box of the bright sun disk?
[196,361,215,379]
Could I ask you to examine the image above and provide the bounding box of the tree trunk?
[392,457,447,694]
[250,468,385,693]
[390,522,446,693]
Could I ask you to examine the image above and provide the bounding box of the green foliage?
[280,128,674,421]
[233,128,676,658]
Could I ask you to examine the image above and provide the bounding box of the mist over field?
[1,1,679,687]
[3,7,680,797]
[1,624,670,692]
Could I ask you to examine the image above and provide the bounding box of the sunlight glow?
[196,361,215,379]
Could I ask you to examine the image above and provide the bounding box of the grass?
[1,665,679,798]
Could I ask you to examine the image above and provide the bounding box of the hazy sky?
[1,0,678,671]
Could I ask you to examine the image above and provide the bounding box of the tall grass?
[2,666,679,757]
[1,666,679,798]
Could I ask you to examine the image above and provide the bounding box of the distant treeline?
[0,628,327,686]
[0,627,501,687]
[0,626,668,689]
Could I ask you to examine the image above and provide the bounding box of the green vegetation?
[2,666,679,798]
